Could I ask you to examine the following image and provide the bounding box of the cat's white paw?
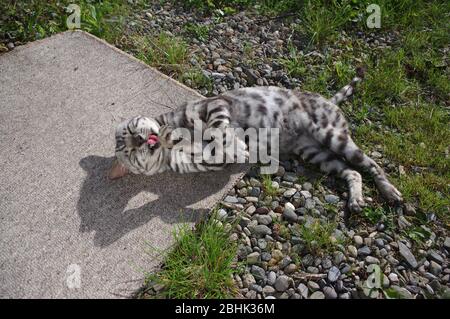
[348,196,366,213]
[378,181,403,204]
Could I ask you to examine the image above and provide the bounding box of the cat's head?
[110,116,164,179]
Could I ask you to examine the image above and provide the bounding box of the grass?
[261,174,279,197]
[183,22,211,42]
[0,0,134,45]
[142,213,238,299]
[181,68,214,92]
[291,219,342,255]
[132,33,189,76]
[360,206,396,231]
[361,207,386,224]
[295,1,355,47]
[273,221,291,240]
[131,33,215,90]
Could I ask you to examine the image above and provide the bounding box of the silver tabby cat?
[111,69,402,213]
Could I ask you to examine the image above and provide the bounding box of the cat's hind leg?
[295,139,366,213]
[326,132,402,204]
[301,106,401,205]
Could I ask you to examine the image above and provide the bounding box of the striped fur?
[115,68,402,213]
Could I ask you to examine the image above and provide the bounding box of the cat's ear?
[109,159,129,180]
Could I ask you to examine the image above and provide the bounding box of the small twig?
[292,272,327,281]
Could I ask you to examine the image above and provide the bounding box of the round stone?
[224,195,239,203]
[261,252,271,261]
[304,198,315,209]
[242,273,256,288]
[267,271,277,286]
[262,285,275,295]
[250,225,272,237]
[251,265,266,281]
[365,256,380,264]
[274,275,290,292]
[323,286,337,299]
[429,261,442,276]
[307,281,320,291]
[254,214,273,225]
[300,190,312,199]
[334,251,346,265]
[310,291,325,299]
[249,283,263,293]
[284,202,295,211]
[328,266,341,283]
[357,246,371,256]
[247,252,260,265]
[348,245,358,258]
[284,264,297,274]
[216,209,228,221]
[283,207,298,222]
[255,207,269,215]
[324,194,339,204]
[272,249,283,261]
[353,235,364,246]
[283,188,297,198]
[297,283,308,299]
[388,273,399,283]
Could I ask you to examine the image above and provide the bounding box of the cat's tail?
[330,66,366,105]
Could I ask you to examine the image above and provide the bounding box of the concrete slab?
[0,31,246,298]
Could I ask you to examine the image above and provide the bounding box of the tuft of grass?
[296,0,354,46]
[181,68,213,92]
[183,22,211,42]
[179,0,254,13]
[361,206,388,224]
[261,174,279,197]
[403,225,431,246]
[395,174,449,222]
[144,213,238,299]
[292,219,341,255]
[278,43,308,78]
[132,33,189,77]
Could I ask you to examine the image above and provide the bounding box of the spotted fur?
[114,69,402,212]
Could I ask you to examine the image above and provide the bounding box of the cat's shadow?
[77,155,244,247]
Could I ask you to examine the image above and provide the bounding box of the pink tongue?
[147,135,159,145]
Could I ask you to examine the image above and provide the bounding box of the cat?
[110,68,402,213]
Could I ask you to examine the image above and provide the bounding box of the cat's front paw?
[378,181,403,204]
[348,196,366,213]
